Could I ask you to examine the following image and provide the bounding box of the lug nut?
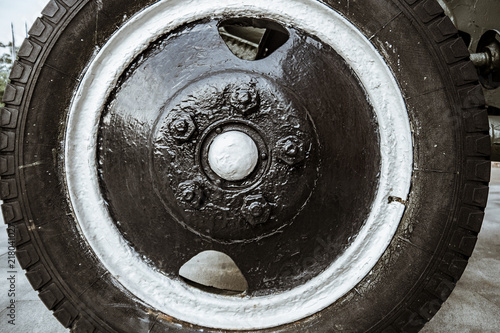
[182,189,195,202]
[284,141,298,156]
[230,83,260,115]
[249,202,264,217]
[242,194,270,226]
[173,119,188,133]
[177,181,205,209]
[235,90,251,104]
[277,135,306,165]
[168,113,196,141]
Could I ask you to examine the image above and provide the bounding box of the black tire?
[1,0,490,332]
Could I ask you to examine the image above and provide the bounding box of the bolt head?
[277,136,306,165]
[168,113,196,141]
[230,84,259,115]
[242,194,270,226]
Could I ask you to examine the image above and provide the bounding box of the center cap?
[208,130,259,181]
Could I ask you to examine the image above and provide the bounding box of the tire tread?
[1,1,100,332]
[378,0,491,332]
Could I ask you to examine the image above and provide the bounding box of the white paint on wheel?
[65,0,413,329]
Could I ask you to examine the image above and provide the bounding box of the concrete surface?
[0,166,499,332]
[422,165,500,333]
[0,221,67,332]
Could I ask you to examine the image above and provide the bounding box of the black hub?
[97,19,381,295]
[151,73,319,241]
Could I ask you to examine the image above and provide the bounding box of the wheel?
[0,0,491,332]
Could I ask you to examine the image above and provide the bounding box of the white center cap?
[208,131,259,181]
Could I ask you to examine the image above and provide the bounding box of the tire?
[1,0,490,332]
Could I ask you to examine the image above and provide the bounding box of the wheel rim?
[65,0,412,330]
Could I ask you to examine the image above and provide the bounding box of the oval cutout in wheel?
[179,250,248,294]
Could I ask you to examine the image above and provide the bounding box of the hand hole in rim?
[218,17,289,61]
[179,250,248,295]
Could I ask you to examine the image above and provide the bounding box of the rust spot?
[156,312,177,323]
[388,196,407,205]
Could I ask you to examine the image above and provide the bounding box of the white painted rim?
[65,0,412,330]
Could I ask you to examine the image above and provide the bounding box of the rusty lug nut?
[177,181,205,209]
[230,84,260,115]
[277,135,306,165]
[168,113,196,141]
[242,194,270,226]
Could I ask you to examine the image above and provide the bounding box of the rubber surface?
[0,0,490,332]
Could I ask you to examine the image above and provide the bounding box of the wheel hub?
[151,73,320,241]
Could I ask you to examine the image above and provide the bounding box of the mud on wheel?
[1,0,491,332]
